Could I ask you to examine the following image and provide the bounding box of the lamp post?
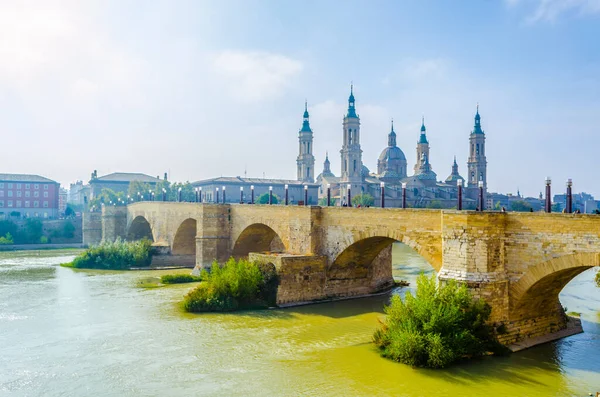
[545,177,552,213]
[222,186,226,204]
[457,179,463,210]
[304,185,308,206]
[162,188,166,202]
[127,195,130,205]
[178,187,182,202]
[478,181,485,211]
[240,186,244,204]
[195,188,199,203]
[380,182,385,208]
[402,182,407,209]
[149,190,153,202]
[137,192,141,202]
[215,187,219,204]
[251,185,254,204]
[269,186,273,205]
[347,184,351,208]
[566,178,573,214]
[199,187,202,203]
[284,184,289,205]
[326,183,331,207]
[151,192,155,202]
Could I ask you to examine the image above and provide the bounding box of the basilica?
[297,86,488,208]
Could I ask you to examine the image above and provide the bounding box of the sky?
[1,0,599,197]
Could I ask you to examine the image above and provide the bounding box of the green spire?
[388,118,396,147]
[300,100,312,132]
[419,116,428,144]
[473,103,484,134]
[347,83,357,118]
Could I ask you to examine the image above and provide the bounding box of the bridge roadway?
[84,202,600,348]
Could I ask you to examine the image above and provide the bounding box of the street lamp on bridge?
[457,179,463,210]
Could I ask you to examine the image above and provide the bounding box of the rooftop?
[0,173,57,183]
[92,172,161,183]
[193,176,318,186]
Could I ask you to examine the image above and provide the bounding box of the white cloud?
[211,50,303,101]
[507,0,600,22]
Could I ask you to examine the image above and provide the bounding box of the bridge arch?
[509,252,600,316]
[232,223,286,258]
[172,218,197,256]
[127,216,154,242]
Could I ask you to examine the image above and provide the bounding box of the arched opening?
[172,219,197,255]
[232,223,285,258]
[327,236,436,299]
[171,218,197,267]
[508,253,600,341]
[127,216,154,242]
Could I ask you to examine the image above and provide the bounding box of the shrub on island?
[183,258,278,312]
[161,274,203,284]
[373,273,508,368]
[63,238,152,270]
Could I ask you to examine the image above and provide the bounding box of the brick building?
[0,174,60,219]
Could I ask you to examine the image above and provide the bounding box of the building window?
[34,184,39,189]
[471,172,475,182]
[7,183,12,189]
[43,201,48,208]
[0,200,3,207]
[353,160,357,172]
[16,183,21,189]
[476,144,479,155]
[44,212,48,218]
[8,201,13,207]
[44,184,48,190]
[0,183,3,188]
[43,191,48,198]
[17,191,22,197]
[34,191,39,198]
[16,201,21,207]
[0,191,3,197]
[25,201,30,208]
[7,191,12,197]
[34,201,39,208]
[479,172,483,181]
[25,191,30,197]
[25,184,30,189]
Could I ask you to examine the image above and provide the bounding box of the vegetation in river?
[596,270,599,287]
[183,258,278,312]
[373,273,508,369]
[62,238,152,270]
[161,274,203,284]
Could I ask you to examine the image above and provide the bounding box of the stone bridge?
[85,202,600,348]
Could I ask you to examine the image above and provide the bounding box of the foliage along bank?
[373,273,508,369]
[183,258,278,312]
[62,238,152,270]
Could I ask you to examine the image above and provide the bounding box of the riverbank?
[0,243,84,251]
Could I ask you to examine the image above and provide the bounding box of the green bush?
[161,274,203,284]
[373,273,507,368]
[596,270,599,288]
[256,192,279,204]
[183,258,278,312]
[68,238,152,270]
[0,232,14,245]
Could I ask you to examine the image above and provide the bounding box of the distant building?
[192,177,319,205]
[59,188,68,216]
[68,181,86,205]
[553,192,596,213]
[88,171,165,201]
[0,173,60,219]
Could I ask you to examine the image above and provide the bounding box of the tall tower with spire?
[467,105,487,192]
[297,101,315,183]
[340,84,364,201]
[414,116,431,175]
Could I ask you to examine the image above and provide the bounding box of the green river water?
[0,245,598,397]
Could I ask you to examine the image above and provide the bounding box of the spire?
[300,101,312,132]
[473,103,484,134]
[388,118,397,147]
[418,116,428,144]
[347,83,357,118]
[452,155,459,174]
[322,151,333,176]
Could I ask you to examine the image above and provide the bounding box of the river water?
[0,245,598,397]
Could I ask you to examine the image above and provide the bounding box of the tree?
[426,200,443,209]
[551,203,562,213]
[65,205,75,218]
[62,221,75,238]
[170,182,195,202]
[256,192,279,204]
[510,200,533,212]
[128,181,153,201]
[352,193,374,207]
[25,219,44,243]
[89,188,126,208]
[318,197,337,206]
[596,270,599,288]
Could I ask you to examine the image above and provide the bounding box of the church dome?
[378,146,406,162]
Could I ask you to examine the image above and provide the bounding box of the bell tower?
[297,101,315,183]
[340,84,364,201]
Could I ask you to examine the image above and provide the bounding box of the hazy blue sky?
[1,0,599,197]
